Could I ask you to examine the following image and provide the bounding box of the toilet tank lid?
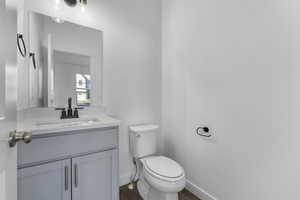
[129,124,159,133]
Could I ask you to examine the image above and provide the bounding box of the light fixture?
[64,0,77,7]
[64,0,87,10]
[79,0,87,12]
[79,0,87,6]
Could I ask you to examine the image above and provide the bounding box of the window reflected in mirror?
[53,50,91,107]
[76,73,91,106]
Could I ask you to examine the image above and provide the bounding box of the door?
[0,1,18,200]
[18,160,71,200]
[72,150,118,200]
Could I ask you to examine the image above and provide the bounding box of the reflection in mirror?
[28,12,102,108]
[53,50,91,107]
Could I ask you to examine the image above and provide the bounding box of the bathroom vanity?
[17,118,120,200]
[14,7,120,200]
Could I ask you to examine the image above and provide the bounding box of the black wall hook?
[17,34,26,57]
[29,53,37,70]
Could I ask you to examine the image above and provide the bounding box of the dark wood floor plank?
[180,189,201,200]
[120,184,201,200]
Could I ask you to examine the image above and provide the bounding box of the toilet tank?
[129,124,159,158]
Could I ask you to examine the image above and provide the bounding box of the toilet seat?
[143,156,184,182]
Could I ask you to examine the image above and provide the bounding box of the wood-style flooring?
[120,184,200,200]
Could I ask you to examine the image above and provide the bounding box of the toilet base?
[137,178,150,200]
[137,179,179,200]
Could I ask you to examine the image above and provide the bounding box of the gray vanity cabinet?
[17,127,119,200]
[72,150,118,200]
[18,159,71,200]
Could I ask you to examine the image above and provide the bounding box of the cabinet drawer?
[18,127,118,167]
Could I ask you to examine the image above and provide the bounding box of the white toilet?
[129,124,186,200]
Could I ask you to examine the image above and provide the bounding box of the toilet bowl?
[129,125,186,200]
[139,156,186,200]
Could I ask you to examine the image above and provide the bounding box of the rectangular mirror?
[28,12,102,108]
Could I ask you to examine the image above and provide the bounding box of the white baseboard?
[120,174,218,200]
[186,180,218,200]
[120,172,131,186]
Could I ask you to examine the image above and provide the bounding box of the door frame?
[0,1,20,200]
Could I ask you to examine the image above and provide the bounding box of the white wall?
[23,0,162,186]
[162,0,300,199]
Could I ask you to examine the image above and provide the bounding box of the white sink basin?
[35,118,101,128]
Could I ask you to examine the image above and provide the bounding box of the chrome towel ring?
[196,126,212,138]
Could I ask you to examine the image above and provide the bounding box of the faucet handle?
[74,108,79,118]
[61,109,67,119]
[55,108,67,119]
[73,107,84,118]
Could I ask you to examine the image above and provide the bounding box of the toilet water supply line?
[128,157,139,190]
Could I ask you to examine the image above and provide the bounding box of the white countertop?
[18,108,120,136]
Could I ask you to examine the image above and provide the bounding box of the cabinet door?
[72,150,118,200]
[18,160,71,200]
